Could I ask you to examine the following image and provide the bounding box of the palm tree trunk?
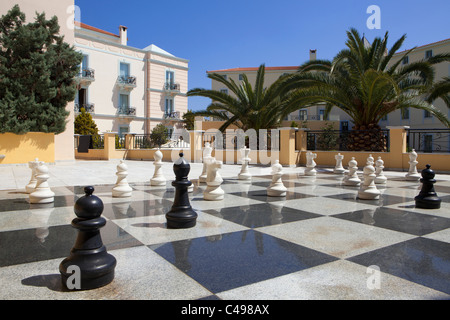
[347,123,387,152]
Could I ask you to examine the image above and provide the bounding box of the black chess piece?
[166,153,198,229]
[415,164,441,209]
[59,186,116,290]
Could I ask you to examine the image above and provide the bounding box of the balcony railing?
[287,114,340,121]
[75,68,95,84]
[117,106,136,117]
[164,111,181,120]
[164,82,180,92]
[407,128,450,153]
[74,103,95,113]
[116,75,137,90]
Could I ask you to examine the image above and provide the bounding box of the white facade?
[74,22,189,137]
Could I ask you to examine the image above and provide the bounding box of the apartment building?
[74,22,189,137]
[206,50,343,130]
[382,38,450,129]
[207,39,450,132]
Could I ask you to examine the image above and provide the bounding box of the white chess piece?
[238,146,252,180]
[343,157,361,186]
[405,149,420,181]
[267,160,287,197]
[358,160,380,200]
[204,158,224,201]
[29,163,55,204]
[150,148,166,186]
[199,142,213,183]
[112,160,133,197]
[374,156,387,184]
[305,151,317,176]
[26,158,43,193]
[333,153,345,174]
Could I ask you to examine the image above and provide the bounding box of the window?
[299,109,307,121]
[119,94,129,107]
[120,62,129,77]
[166,70,174,84]
[425,50,433,59]
[239,74,244,81]
[340,121,349,131]
[402,56,409,65]
[401,108,409,120]
[319,109,328,120]
[424,110,432,118]
[381,114,388,121]
[220,88,228,95]
[165,97,174,115]
[118,125,129,137]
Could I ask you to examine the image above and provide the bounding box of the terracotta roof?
[395,38,450,54]
[207,66,298,73]
[74,21,120,38]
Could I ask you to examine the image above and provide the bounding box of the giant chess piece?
[267,160,287,197]
[29,163,55,204]
[199,142,213,183]
[151,149,166,186]
[415,164,441,209]
[165,153,198,228]
[112,160,132,197]
[405,149,420,181]
[343,157,361,186]
[204,157,225,201]
[358,160,380,200]
[238,146,252,180]
[26,158,43,193]
[333,153,345,174]
[374,156,387,184]
[59,186,116,290]
[305,151,317,176]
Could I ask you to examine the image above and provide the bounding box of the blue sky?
[74,0,450,111]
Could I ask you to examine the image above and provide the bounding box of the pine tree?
[74,108,98,135]
[150,124,169,148]
[0,5,83,134]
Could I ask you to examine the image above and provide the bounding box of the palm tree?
[187,64,293,133]
[284,28,450,151]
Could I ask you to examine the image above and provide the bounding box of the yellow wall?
[0,132,55,164]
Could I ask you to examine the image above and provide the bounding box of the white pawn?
[267,160,287,197]
[358,160,380,200]
[204,158,224,201]
[29,163,55,204]
[344,157,361,186]
[238,146,252,180]
[405,149,420,181]
[374,156,387,184]
[199,142,213,183]
[151,149,166,186]
[305,151,317,176]
[26,158,43,193]
[112,160,132,197]
[333,153,345,174]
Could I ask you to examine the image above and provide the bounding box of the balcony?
[117,106,136,118]
[75,68,95,85]
[163,82,180,95]
[116,75,137,90]
[164,111,181,121]
[74,103,95,114]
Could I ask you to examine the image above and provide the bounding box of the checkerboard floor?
[1,166,450,300]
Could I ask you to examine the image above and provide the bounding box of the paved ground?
[0,159,449,303]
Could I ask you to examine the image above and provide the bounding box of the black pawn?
[166,153,198,229]
[59,186,116,290]
[415,164,441,209]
